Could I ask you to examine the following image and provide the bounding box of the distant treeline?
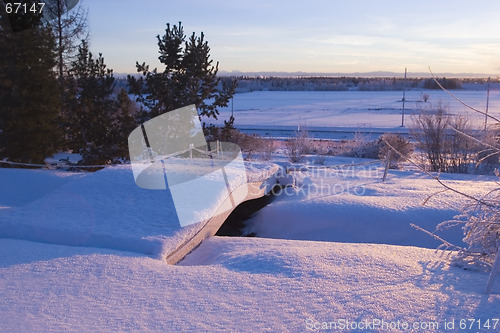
[212,76,497,93]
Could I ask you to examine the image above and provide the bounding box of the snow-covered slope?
[0,163,279,259]
[1,237,499,332]
[1,161,499,332]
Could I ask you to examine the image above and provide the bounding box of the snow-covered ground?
[1,90,500,331]
[247,157,498,249]
[204,90,500,132]
[2,237,499,332]
[1,157,499,332]
[0,162,278,259]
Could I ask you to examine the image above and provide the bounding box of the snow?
[0,162,279,259]
[204,90,500,130]
[1,237,499,332]
[247,160,499,249]
[1,90,500,331]
[0,168,85,209]
[1,160,499,331]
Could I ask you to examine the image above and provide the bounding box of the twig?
[448,126,500,154]
[422,188,449,206]
[410,223,463,251]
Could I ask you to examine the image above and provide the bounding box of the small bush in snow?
[411,104,477,174]
[211,127,275,161]
[340,132,379,159]
[259,139,275,161]
[285,130,312,163]
[378,133,413,168]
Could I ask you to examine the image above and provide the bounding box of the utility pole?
[401,68,407,127]
[485,77,490,130]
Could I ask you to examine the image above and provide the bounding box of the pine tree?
[64,41,136,165]
[128,22,236,122]
[110,89,138,161]
[0,3,62,164]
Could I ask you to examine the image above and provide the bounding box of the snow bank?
[0,168,85,209]
[246,163,499,249]
[1,237,498,332]
[0,163,279,259]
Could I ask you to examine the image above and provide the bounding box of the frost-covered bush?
[411,105,477,173]
[378,133,413,168]
[340,133,379,159]
[285,130,312,163]
[441,182,500,271]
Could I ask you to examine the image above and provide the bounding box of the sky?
[84,0,500,75]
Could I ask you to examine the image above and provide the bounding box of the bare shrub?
[260,139,275,161]
[237,133,259,160]
[411,104,477,173]
[212,128,275,160]
[447,114,477,173]
[341,132,379,159]
[378,133,413,168]
[285,130,312,163]
[411,105,448,172]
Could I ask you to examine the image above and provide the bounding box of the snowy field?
[1,157,500,332]
[204,90,500,139]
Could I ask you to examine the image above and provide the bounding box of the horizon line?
[115,70,500,79]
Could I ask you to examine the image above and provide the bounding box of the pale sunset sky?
[84,0,500,75]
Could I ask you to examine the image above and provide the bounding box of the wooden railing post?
[382,150,392,182]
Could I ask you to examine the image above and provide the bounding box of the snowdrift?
[0,163,279,260]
